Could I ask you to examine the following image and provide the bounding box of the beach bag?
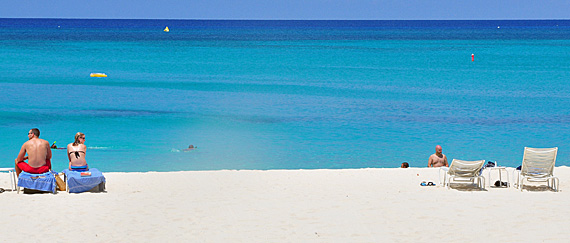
[53,171,66,191]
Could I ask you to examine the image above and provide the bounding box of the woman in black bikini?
[67,132,88,171]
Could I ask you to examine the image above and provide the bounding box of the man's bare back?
[15,129,52,175]
[19,139,51,167]
[428,145,448,167]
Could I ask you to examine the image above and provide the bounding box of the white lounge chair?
[0,168,17,191]
[517,147,559,192]
[445,159,486,189]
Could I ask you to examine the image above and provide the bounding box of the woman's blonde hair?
[73,132,85,146]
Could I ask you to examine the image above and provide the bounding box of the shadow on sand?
[448,183,488,192]
[519,185,558,192]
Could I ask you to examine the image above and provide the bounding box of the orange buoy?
[471,54,474,62]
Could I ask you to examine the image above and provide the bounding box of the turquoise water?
[1,19,570,171]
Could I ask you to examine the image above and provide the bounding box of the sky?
[1,0,569,20]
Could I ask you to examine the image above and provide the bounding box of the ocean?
[1,19,570,172]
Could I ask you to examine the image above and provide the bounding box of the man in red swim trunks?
[15,128,52,177]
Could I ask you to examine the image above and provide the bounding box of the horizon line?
[1,17,570,21]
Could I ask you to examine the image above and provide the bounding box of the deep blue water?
[1,19,570,171]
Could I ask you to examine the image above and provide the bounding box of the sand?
[0,167,569,242]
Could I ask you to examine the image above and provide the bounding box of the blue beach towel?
[62,168,106,193]
[17,171,57,193]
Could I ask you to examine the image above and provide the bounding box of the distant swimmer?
[50,141,65,150]
[183,145,197,151]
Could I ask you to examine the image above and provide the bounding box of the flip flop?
[420,181,427,186]
[494,181,508,187]
[427,182,435,186]
[494,180,501,187]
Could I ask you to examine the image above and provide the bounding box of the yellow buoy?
[90,73,107,78]
[164,26,169,32]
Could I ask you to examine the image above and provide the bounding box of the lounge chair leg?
[476,178,480,189]
[549,178,560,192]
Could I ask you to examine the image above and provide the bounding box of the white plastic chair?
[517,147,559,192]
[445,159,486,189]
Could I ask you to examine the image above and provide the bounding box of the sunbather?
[14,128,52,176]
[67,132,89,171]
[428,145,448,168]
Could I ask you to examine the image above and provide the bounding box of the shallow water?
[1,19,570,171]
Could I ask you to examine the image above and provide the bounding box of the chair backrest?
[448,159,485,177]
[521,147,558,178]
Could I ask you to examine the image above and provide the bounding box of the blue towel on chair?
[18,171,57,193]
[62,168,106,193]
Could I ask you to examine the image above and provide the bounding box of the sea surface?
[1,19,570,172]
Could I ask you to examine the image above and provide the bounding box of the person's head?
[73,132,85,146]
[435,145,443,155]
[188,145,194,149]
[401,162,409,168]
[28,128,40,139]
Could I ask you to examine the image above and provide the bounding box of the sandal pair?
[420,181,435,186]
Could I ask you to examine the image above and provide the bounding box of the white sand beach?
[1,167,569,242]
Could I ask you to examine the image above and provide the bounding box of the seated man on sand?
[15,128,52,177]
[428,145,448,168]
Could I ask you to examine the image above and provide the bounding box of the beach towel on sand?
[18,171,57,193]
[62,168,106,193]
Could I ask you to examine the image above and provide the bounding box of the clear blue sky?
[1,0,569,20]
